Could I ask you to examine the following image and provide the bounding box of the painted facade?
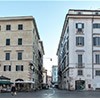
[57,9,100,90]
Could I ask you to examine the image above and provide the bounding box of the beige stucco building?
[0,16,44,91]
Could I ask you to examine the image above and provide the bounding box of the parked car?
[42,84,49,89]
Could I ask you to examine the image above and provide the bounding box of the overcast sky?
[0,0,100,75]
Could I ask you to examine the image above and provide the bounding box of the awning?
[15,81,35,84]
[0,75,10,80]
[0,81,13,85]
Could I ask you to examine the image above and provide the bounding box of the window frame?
[76,23,84,29]
[16,65,23,71]
[18,24,23,30]
[76,37,84,46]
[18,52,22,60]
[5,53,10,60]
[4,65,11,71]
[6,39,10,46]
[95,54,100,64]
[6,25,11,30]
[93,37,100,46]
[78,54,83,65]
[93,23,100,28]
[78,70,83,76]
[18,38,22,45]
[95,70,100,76]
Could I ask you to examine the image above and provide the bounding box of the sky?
[0,0,100,75]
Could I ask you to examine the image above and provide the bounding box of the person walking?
[11,85,17,96]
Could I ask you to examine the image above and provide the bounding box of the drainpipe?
[92,15,94,79]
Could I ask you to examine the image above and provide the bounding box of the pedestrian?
[11,85,17,96]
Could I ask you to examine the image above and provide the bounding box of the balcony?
[76,63,85,68]
[76,29,83,34]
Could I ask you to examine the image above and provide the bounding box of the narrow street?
[1,88,100,98]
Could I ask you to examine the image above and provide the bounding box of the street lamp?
[29,62,34,71]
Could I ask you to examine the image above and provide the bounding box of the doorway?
[75,80,85,90]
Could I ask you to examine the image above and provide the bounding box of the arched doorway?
[15,79,24,91]
[75,80,85,90]
[15,79,24,82]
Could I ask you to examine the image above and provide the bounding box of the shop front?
[0,75,13,92]
[15,80,35,92]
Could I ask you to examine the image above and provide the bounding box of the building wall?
[68,18,93,90]
[52,66,58,85]
[0,16,44,90]
[57,9,100,90]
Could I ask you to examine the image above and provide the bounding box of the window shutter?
[9,66,11,71]
[82,37,84,46]
[76,37,78,45]
[93,37,96,46]
[21,65,23,71]
[76,23,78,28]
[82,23,84,28]
[4,66,6,71]
[16,66,18,71]
[98,37,100,46]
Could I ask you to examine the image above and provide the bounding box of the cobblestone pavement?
[0,88,100,98]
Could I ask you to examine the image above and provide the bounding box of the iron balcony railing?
[76,63,85,68]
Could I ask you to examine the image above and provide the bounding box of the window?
[76,23,84,29]
[6,25,11,30]
[5,53,10,60]
[95,12,99,15]
[18,24,23,30]
[0,25,1,31]
[95,54,100,64]
[54,72,56,76]
[4,65,11,71]
[18,38,22,45]
[78,54,82,66]
[77,12,82,15]
[78,70,83,75]
[93,23,100,28]
[18,52,22,60]
[95,70,100,76]
[67,27,69,33]
[16,65,23,71]
[6,39,10,45]
[76,37,84,46]
[93,37,100,46]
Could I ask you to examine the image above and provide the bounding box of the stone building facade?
[57,9,100,90]
[0,16,44,90]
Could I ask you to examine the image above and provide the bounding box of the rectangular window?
[76,23,84,29]
[18,38,22,45]
[0,25,1,31]
[95,54,100,64]
[78,54,82,65]
[93,37,100,46]
[67,27,69,33]
[76,37,84,46]
[95,70,100,76]
[16,65,23,71]
[4,65,11,71]
[18,52,22,60]
[78,70,83,75]
[6,25,11,30]
[5,53,10,60]
[18,24,23,30]
[6,39,10,45]
[93,23,100,28]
